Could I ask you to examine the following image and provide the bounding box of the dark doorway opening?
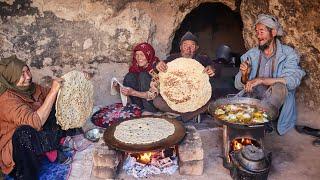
[170,2,245,98]
[170,2,246,62]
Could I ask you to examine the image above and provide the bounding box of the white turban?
[255,14,284,36]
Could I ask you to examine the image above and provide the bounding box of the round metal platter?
[208,97,279,129]
[103,116,186,152]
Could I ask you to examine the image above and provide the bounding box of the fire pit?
[123,147,178,178]
[103,116,185,178]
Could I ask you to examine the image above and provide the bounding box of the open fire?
[231,138,260,151]
[123,147,178,178]
[136,152,153,164]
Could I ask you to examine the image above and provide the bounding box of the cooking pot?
[215,44,232,64]
[229,145,272,180]
[232,145,271,172]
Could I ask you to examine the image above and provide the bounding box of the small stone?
[37,37,51,46]
[179,159,204,176]
[309,100,315,108]
[43,57,53,66]
[36,49,44,55]
[72,40,80,48]
[83,38,93,50]
[4,0,14,5]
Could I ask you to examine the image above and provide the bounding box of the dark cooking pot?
[208,95,279,129]
[229,145,272,180]
[233,145,271,172]
[215,44,232,64]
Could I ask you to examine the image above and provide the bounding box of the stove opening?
[230,138,261,152]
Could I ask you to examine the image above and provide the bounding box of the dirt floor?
[115,102,320,180]
[1,103,319,180]
[98,103,320,180]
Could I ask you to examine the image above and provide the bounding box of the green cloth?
[0,55,35,98]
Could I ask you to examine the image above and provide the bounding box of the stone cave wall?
[0,0,319,110]
[240,0,320,110]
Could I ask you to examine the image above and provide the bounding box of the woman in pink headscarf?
[121,42,160,114]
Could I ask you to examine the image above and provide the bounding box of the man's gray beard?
[258,39,273,51]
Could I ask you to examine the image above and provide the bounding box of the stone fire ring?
[103,116,186,153]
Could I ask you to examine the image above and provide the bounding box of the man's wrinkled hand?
[240,60,251,76]
[203,66,215,77]
[156,60,167,72]
[244,78,264,92]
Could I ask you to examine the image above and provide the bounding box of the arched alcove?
[170,2,246,98]
[171,2,246,62]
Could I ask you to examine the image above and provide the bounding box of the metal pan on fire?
[208,96,279,129]
[103,116,186,153]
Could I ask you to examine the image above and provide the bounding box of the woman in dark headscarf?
[121,42,160,114]
[0,55,71,179]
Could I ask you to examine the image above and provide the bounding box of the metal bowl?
[84,128,104,142]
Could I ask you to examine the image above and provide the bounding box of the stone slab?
[179,159,204,176]
[178,125,204,161]
[92,166,116,179]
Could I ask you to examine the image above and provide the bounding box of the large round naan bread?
[159,58,211,113]
[56,70,94,130]
[114,117,175,144]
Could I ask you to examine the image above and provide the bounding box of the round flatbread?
[114,117,175,144]
[56,70,94,130]
[159,58,211,113]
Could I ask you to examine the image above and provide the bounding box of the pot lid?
[241,145,265,161]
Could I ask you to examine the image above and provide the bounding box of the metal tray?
[103,116,186,152]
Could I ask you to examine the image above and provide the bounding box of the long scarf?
[129,42,159,73]
[0,55,35,98]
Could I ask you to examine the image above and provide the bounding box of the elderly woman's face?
[135,51,148,67]
[16,66,32,87]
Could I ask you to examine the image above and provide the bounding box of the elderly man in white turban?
[234,14,306,135]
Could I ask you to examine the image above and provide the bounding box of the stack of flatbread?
[56,70,94,130]
[159,58,211,113]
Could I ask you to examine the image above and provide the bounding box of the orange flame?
[137,152,153,164]
[232,138,253,151]
[233,140,243,151]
